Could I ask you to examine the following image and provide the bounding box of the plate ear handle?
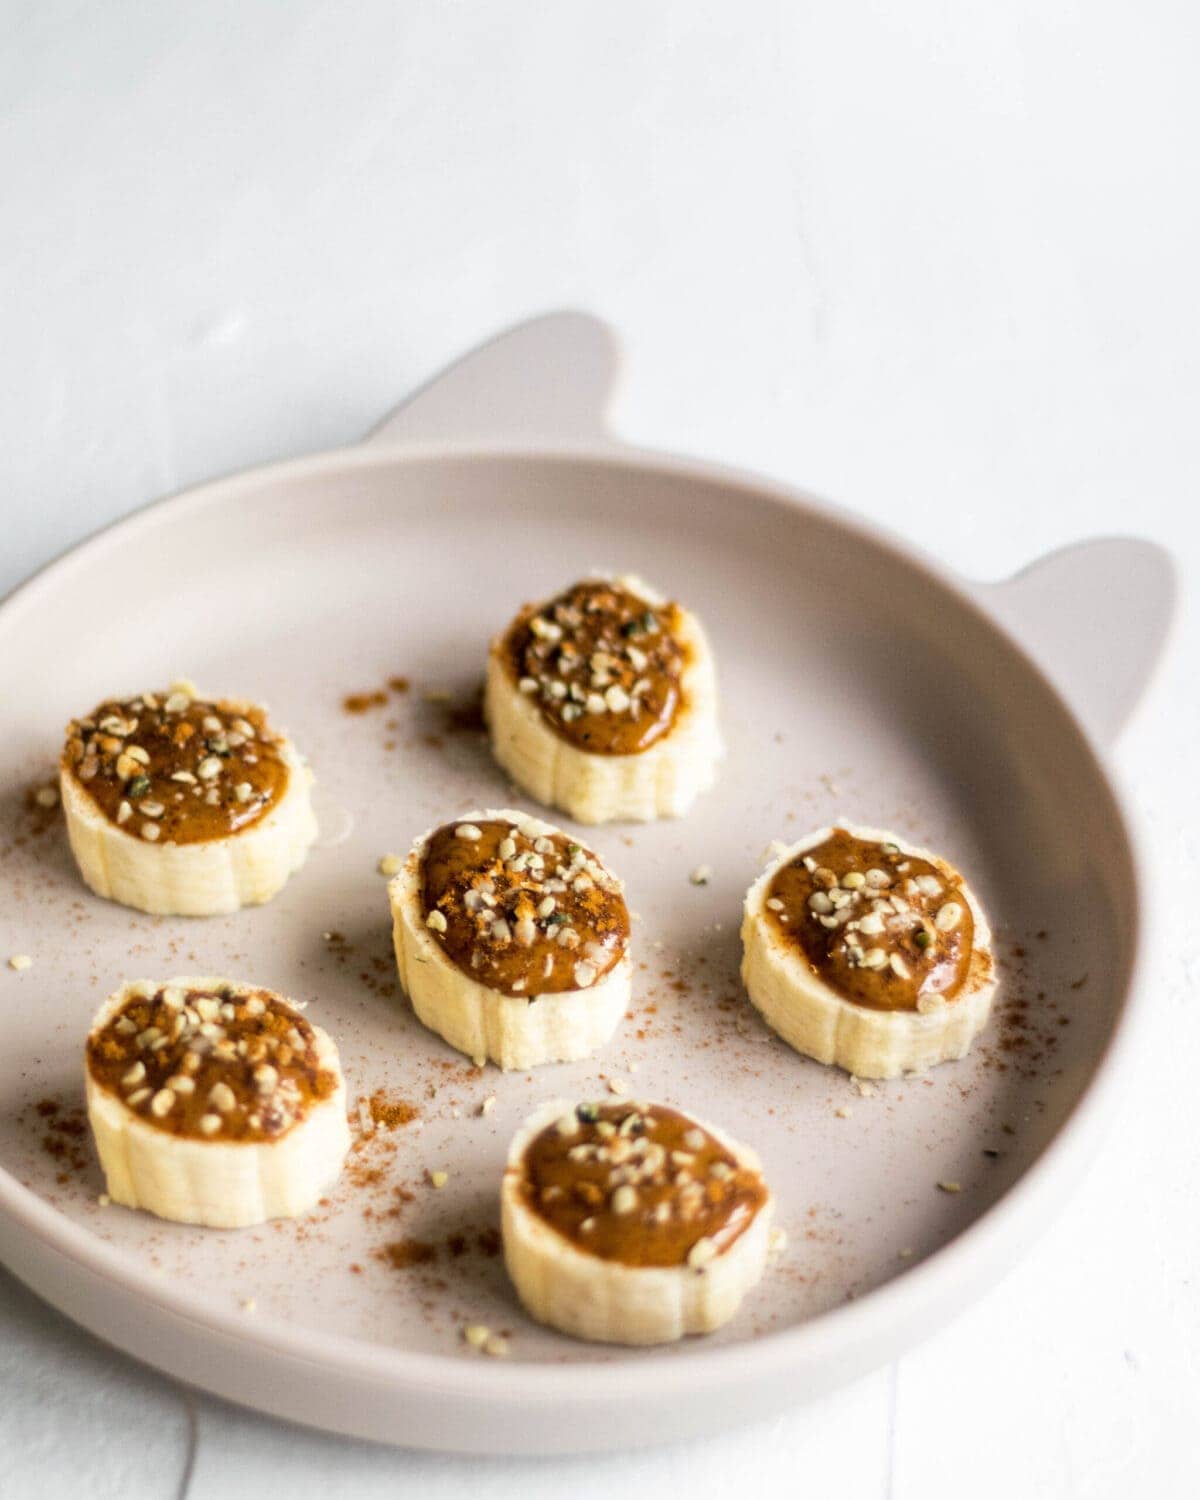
[364,311,621,451]
[978,537,1176,746]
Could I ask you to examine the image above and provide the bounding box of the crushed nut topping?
[765,828,979,1011]
[501,579,688,755]
[62,683,290,845]
[517,1103,766,1268]
[421,818,629,997]
[86,982,337,1142]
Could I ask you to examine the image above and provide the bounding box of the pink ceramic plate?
[0,315,1174,1453]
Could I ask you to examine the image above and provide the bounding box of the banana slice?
[85,976,350,1228]
[502,1099,772,1345]
[60,681,316,916]
[484,574,721,824]
[388,809,631,1069]
[741,824,996,1079]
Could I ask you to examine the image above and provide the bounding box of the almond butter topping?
[62,686,289,845]
[517,1103,766,1269]
[87,983,336,1142]
[422,819,628,997]
[501,579,688,755]
[765,829,976,1011]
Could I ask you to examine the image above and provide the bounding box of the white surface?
[0,2,1195,1496]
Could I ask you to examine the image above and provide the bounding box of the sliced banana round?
[484,574,722,824]
[85,976,350,1228]
[60,681,317,916]
[741,823,996,1079]
[502,1099,772,1345]
[389,809,631,1070]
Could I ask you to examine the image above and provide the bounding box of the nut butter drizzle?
[421,819,629,996]
[502,578,687,755]
[62,682,288,844]
[519,1103,766,1268]
[766,828,977,1012]
[87,983,337,1142]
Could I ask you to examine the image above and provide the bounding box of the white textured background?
[1,3,1197,1495]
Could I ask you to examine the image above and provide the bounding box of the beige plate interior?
[0,316,1174,1454]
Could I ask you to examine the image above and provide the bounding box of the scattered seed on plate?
[7,955,32,972]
